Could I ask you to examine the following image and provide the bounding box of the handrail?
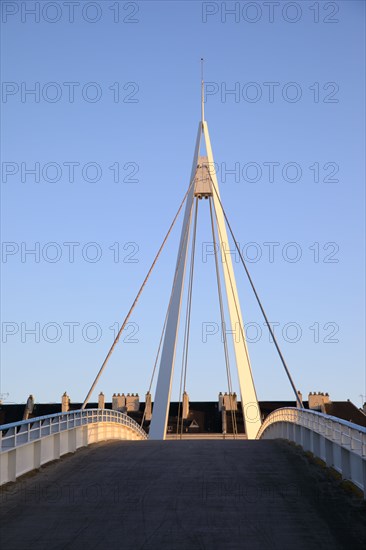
[0,408,148,450]
[0,409,97,431]
[256,407,366,458]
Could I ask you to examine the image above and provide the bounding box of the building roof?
[324,401,366,427]
[1,400,365,431]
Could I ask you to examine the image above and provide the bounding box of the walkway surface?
[1,440,365,549]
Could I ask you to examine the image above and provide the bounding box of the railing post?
[54,433,61,460]
[34,440,41,470]
[295,424,301,445]
[8,449,16,482]
[341,447,351,481]
[302,427,311,452]
[312,432,320,456]
[68,429,77,453]
[325,438,334,468]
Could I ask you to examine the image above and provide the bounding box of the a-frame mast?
[149,63,261,439]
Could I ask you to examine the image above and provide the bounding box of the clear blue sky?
[1,0,365,407]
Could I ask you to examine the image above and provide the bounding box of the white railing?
[0,408,147,450]
[0,409,147,485]
[257,407,366,496]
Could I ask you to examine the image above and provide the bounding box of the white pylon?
[149,74,262,440]
[148,125,201,441]
[203,121,262,440]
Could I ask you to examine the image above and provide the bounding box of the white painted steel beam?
[148,124,202,440]
[203,121,262,440]
[150,115,264,440]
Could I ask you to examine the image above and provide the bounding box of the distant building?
[1,391,365,433]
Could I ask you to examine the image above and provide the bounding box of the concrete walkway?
[1,440,365,549]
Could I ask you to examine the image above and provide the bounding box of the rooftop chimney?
[144,392,152,421]
[62,392,70,412]
[23,394,35,420]
[98,392,105,409]
[183,392,189,419]
[308,392,331,412]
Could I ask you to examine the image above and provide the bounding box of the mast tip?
[201,59,205,125]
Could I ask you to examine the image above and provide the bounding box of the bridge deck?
[1,440,365,549]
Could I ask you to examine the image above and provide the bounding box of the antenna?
[201,57,205,126]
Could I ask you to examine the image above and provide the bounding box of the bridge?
[1,67,365,547]
[0,411,365,548]
[1,406,365,490]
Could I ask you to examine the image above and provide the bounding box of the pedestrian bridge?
[1,407,365,498]
[1,437,366,549]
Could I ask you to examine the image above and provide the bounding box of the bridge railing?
[0,409,147,485]
[257,407,366,496]
[0,408,147,451]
